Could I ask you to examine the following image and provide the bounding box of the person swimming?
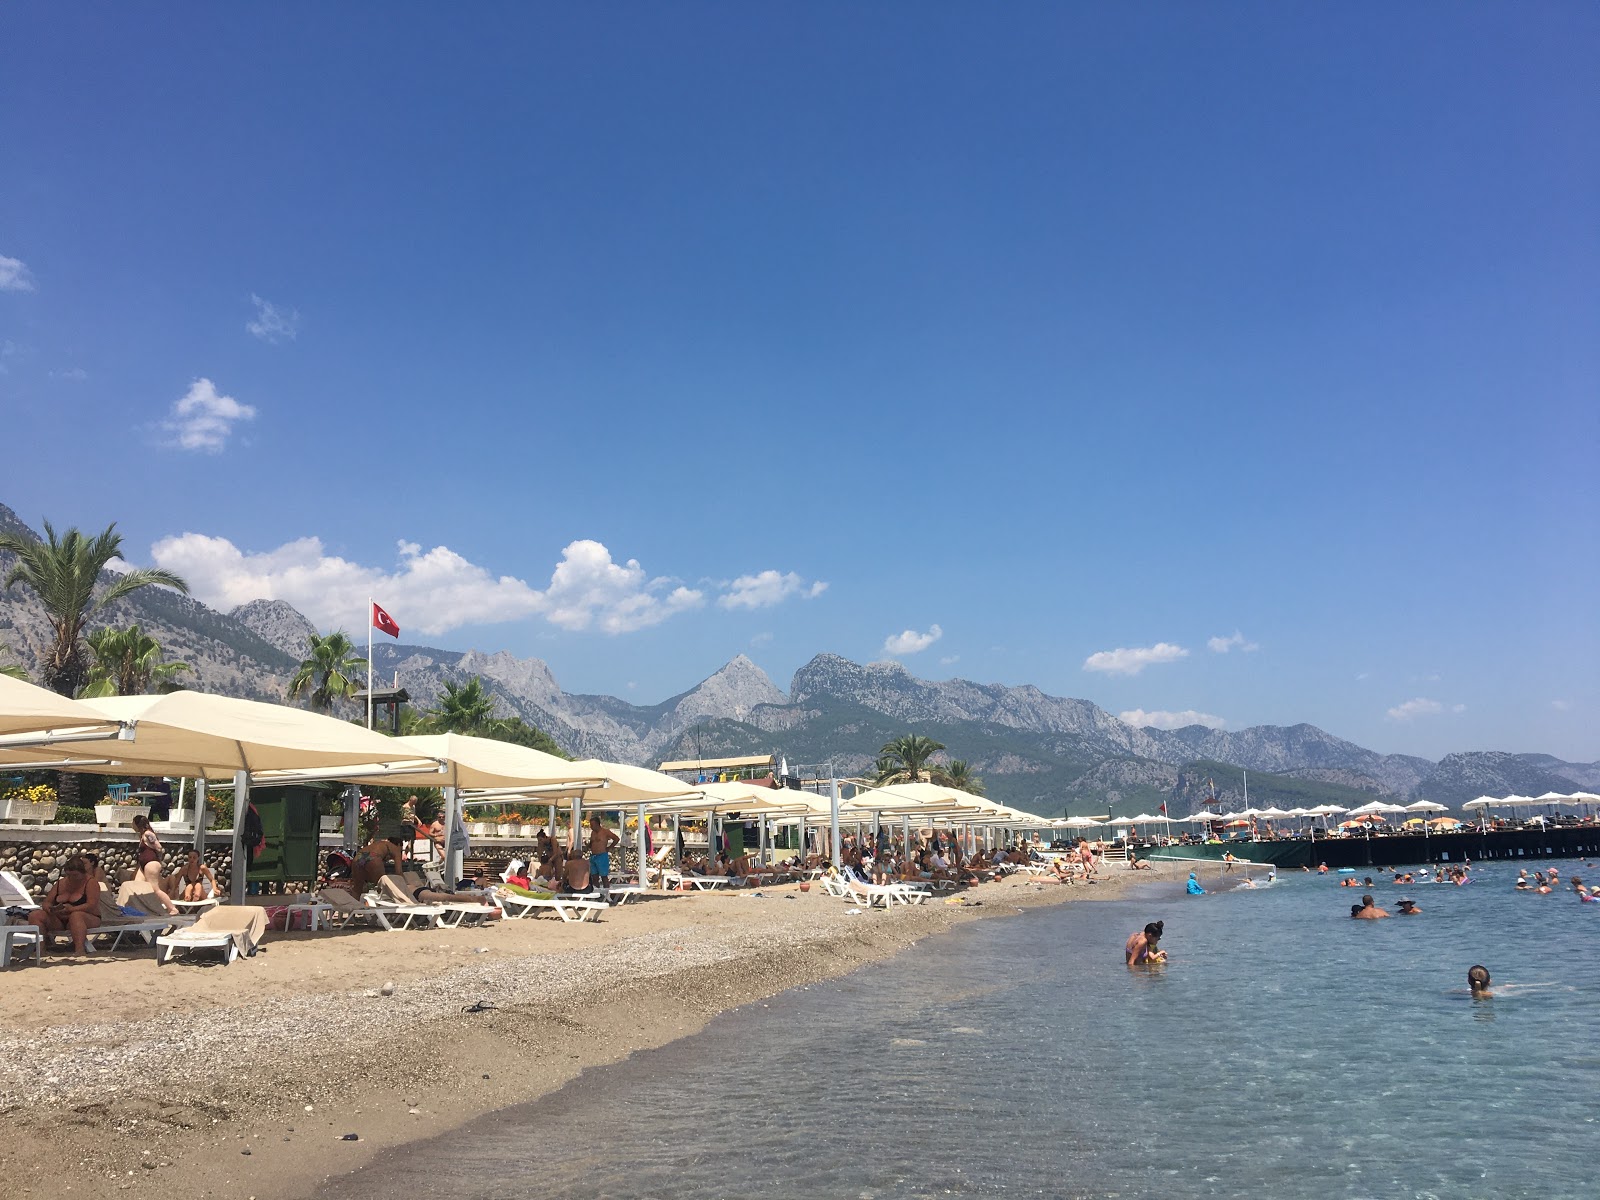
[1396,897,1420,915]
[1467,964,1492,997]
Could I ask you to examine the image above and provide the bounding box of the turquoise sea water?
[337,865,1600,1199]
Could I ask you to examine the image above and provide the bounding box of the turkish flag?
[371,602,400,639]
[1159,802,1168,814]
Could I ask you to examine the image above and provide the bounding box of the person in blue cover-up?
[1186,871,1206,895]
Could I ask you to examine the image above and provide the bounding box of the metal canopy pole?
[829,776,841,870]
[193,778,208,856]
[443,785,461,884]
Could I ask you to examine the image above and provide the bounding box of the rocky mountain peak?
[668,655,787,724]
[229,599,319,660]
[457,649,562,705]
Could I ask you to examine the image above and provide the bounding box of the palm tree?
[288,631,367,713]
[428,677,499,734]
[876,733,947,784]
[0,642,27,681]
[0,520,188,696]
[81,624,191,697]
[933,759,985,796]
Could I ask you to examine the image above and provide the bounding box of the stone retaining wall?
[0,838,237,898]
[0,835,654,899]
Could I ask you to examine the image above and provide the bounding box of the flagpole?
[366,597,374,730]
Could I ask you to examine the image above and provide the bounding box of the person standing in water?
[1352,894,1390,919]
[1467,965,1492,996]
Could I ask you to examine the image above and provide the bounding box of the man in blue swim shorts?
[587,813,621,890]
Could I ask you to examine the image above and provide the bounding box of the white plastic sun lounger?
[156,905,269,965]
[362,899,446,930]
[844,867,930,905]
[492,890,606,922]
[1,925,42,967]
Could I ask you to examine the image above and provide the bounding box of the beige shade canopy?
[468,758,700,807]
[0,690,444,780]
[375,732,609,792]
[643,779,813,817]
[0,674,130,743]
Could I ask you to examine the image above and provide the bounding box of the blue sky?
[2,4,1595,761]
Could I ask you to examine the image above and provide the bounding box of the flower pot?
[95,804,150,827]
[469,821,490,837]
[0,798,58,825]
[798,881,811,892]
[519,823,537,838]
[495,823,514,837]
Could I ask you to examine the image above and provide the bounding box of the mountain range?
[2,502,1595,814]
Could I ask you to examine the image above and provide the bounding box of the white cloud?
[543,539,703,633]
[1083,642,1189,676]
[51,367,88,381]
[882,624,943,656]
[150,532,705,637]
[1207,631,1259,654]
[1551,699,1571,712]
[750,632,774,648]
[1386,697,1463,721]
[1120,708,1227,731]
[247,294,301,343]
[939,654,960,665]
[0,255,35,292]
[716,570,828,610]
[163,378,257,452]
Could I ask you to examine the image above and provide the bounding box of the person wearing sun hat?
[1396,897,1420,914]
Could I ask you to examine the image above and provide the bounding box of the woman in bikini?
[28,856,102,953]
[169,849,218,902]
[132,815,179,914]
[350,835,406,895]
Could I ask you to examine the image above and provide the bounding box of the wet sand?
[0,866,1161,1200]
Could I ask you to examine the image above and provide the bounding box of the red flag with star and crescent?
[371,602,400,639]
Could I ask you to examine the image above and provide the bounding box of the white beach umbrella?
[1255,807,1292,819]
[1404,800,1448,814]
[0,674,132,744]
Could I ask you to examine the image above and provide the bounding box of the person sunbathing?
[393,871,501,915]
[28,856,101,954]
[563,850,592,893]
[169,850,218,902]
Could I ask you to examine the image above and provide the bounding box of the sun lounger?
[387,873,499,927]
[314,887,390,929]
[844,867,930,905]
[362,898,446,929]
[1,924,42,967]
[156,905,269,964]
[663,871,740,891]
[0,869,38,912]
[492,888,606,922]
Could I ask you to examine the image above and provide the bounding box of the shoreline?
[1,866,1166,1200]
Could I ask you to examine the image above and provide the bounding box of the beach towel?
[187,905,268,956]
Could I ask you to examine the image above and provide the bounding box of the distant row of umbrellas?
[1060,791,1600,827]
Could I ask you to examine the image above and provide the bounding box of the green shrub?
[52,805,95,824]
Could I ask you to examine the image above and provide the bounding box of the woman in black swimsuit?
[28,856,102,953]
[132,815,179,914]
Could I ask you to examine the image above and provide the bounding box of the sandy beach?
[0,865,1164,1199]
